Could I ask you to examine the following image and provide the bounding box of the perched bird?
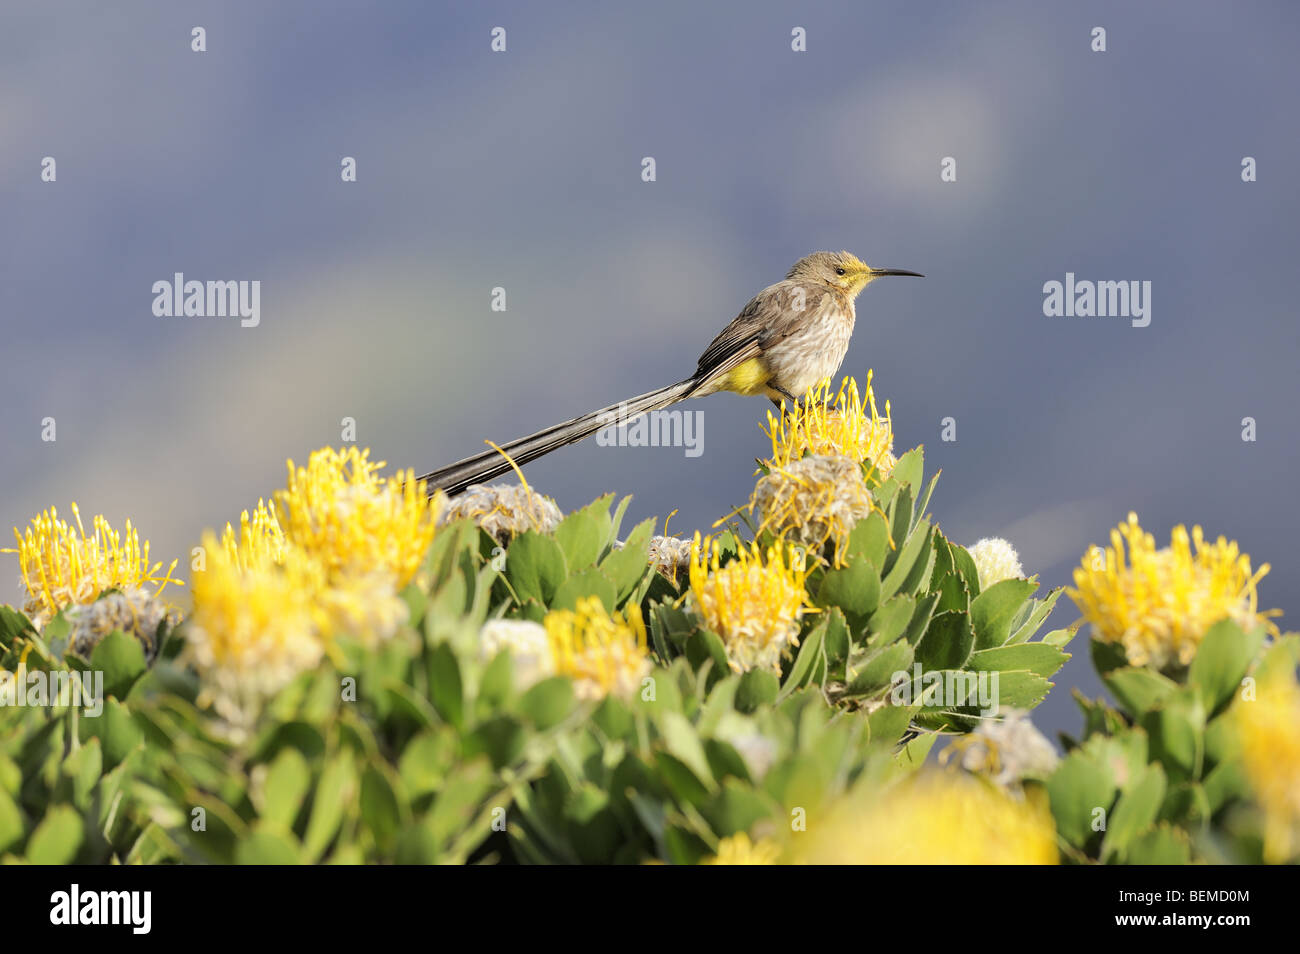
[419,251,922,496]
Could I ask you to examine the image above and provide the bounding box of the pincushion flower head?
[1069,513,1276,672]
[479,618,557,691]
[1235,669,1300,863]
[66,587,178,662]
[787,772,1058,865]
[542,596,651,701]
[5,503,181,630]
[184,530,326,731]
[968,537,1024,589]
[275,446,439,589]
[439,482,562,546]
[764,371,896,478]
[707,833,780,865]
[945,709,1059,788]
[687,534,812,674]
[751,454,874,566]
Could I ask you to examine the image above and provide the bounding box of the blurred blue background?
[4,1,1298,740]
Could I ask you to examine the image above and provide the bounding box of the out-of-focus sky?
[4,1,1298,738]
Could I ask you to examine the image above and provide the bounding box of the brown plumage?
[418,251,921,496]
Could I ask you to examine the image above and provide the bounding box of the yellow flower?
[185,532,326,730]
[318,569,409,647]
[220,498,285,573]
[1069,513,1276,671]
[439,481,562,546]
[687,534,811,674]
[751,454,874,566]
[276,446,439,589]
[707,833,780,865]
[543,596,652,701]
[788,772,1058,864]
[1235,670,1300,863]
[764,371,896,478]
[4,504,181,630]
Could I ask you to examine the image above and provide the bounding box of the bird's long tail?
[417,378,699,496]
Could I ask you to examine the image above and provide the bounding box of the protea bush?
[0,373,1292,865]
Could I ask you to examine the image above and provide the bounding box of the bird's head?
[789,250,924,297]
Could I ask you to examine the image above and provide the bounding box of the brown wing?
[693,280,822,384]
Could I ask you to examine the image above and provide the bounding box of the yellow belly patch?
[719,357,772,396]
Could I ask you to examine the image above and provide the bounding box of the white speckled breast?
[765,295,856,397]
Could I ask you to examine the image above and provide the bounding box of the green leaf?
[1188,619,1265,716]
[398,729,456,798]
[234,825,302,865]
[891,447,924,494]
[26,805,84,864]
[552,567,617,613]
[990,670,1053,709]
[779,618,825,697]
[969,642,1070,678]
[914,610,974,672]
[360,764,405,852]
[1141,692,1204,784]
[658,712,716,791]
[426,642,464,730]
[261,748,311,829]
[503,530,568,606]
[303,752,356,863]
[554,508,606,569]
[880,518,931,599]
[519,677,575,730]
[735,669,779,713]
[847,639,913,695]
[476,648,516,717]
[1047,749,1116,847]
[846,511,890,569]
[700,780,773,836]
[815,559,881,633]
[598,518,656,604]
[89,629,148,700]
[62,737,102,812]
[0,788,21,855]
[865,594,916,648]
[1006,588,1065,644]
[1104,667,1179,717]
[1101,764,1167,862]
[969,579,1037,650]
[950,544,981,600]
[1124,824,1191,865]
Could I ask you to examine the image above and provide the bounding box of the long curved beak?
[869,267,924,278]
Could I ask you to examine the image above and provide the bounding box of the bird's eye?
[835,267,846,276]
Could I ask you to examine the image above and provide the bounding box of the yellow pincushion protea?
[764,371,896,478]
[788,772,1058,864]
[5,503,181,630]
[275,446,439,589]
[1070,513,1276,672]
[687,534,811,674]
[751,454,874,566]
[219,498,286,573]
[185,531,327,729]
[706,833,780,865]
[543,596,652,701]
[1235,669,1300,863]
